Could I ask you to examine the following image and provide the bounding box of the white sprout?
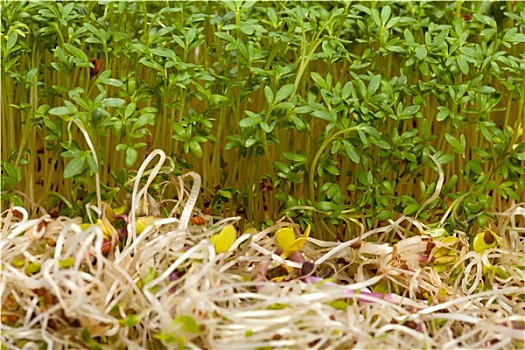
[1,152,524,349]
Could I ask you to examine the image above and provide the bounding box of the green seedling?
[1,1,523,239]
[0,8,523,348]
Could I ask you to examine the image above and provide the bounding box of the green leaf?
[445,133,464,154]
[102,98,125,108]
[211,94,229,104]
[311,72,328,90]
[404,105,420,116]
[404,29,414,44]
[324,164,340,175]
[274,161,290,174]
[456,55,469,75]
[315,201,338,211]
[356,169,373,186]
[6,31,18,52]
[239,115,261,128]
[86,154,98,173]
[403,204,419,215]
[371,8,381,28]
[477,86,495,94]
[480,28,497,39]
[125,103,137,119]
[473,14,497,28]
[312,110,335,123]
[240,22,254,35]
[415,46,427,60]
[63,43,88,63]
[64,155,86,178]
[125,147,138,167]
[436,106,450,121]
[283,152,306,163]
[49,106,72,116]
[217,189,232,199]
[437,154,455,165]
[367,74,381,96]
[380,5,391,26]
[188,139,203,158]
[214,31,236,43]
[294,106,313,114]
[275,102,295,110]
[150,48,176,60]
[100,78,123,87]
[371,139,390,149]
[264,86,274,104]
[342,140,360,163]
[375,210,393,221]
[2,162,20,181]
[116,143,128,152]
[503,27,525,44]
[275,84,295,102]
[500,183,519,201]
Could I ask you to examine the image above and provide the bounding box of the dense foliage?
[2,2,525,349]
[1,1,524,239]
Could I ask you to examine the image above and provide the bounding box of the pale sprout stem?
[128,149,166,246]
[1,151,523,349]
[416,154,444,219]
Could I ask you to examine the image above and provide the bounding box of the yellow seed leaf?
[97,219,118,240]
[434,255,458,265]
[213,224,237,253]
[25,262,41,275]
[440,236,458,245]
[289,237,307,252]
[275,227,295,252]
[271,275,288,282]
[433,265,447,273]
[304,225,311,238]
[288,225,311,251]
[12,258,26,267]
[113,204,127,216]
[136,216,155,235]
[243,227,258,235]
[80,223,93,231]
[434,236,459,258]
[472,230,498,253]
[105,204,127,221]
[434,247,451,258]
[59,257,75,268]
[105,205,115,219]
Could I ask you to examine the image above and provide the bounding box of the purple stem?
[302,276,394,303]
[169,271,179,293]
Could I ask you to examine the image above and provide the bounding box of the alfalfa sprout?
[2,150,524,349]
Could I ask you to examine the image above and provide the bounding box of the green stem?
[309,125,361,203]
[510,76,525,148]
[455,0,463,19]
[73,120,102,210]
[211,98,228,181]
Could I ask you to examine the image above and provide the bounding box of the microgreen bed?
[1,1,525,349]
